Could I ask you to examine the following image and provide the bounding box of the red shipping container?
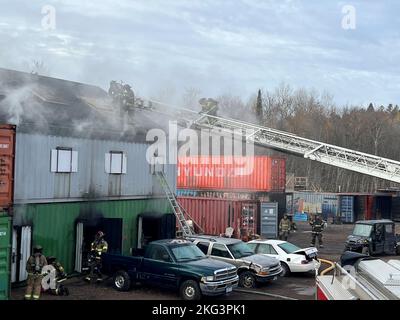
[365,195,374,220]
[177,196,259,240]
[0,124,15,210]
[177,156,286,192]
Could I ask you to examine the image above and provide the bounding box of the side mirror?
[162,254,171,262]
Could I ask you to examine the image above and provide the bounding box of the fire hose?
[318,258,335,275]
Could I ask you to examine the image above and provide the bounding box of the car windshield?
[278,242,301,254]
[227,242,255,259]
[352,224,373,237]
[171,244,206,262]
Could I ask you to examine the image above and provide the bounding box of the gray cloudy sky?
[0,0,399,106]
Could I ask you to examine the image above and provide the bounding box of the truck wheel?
[180,280,202,301]
[239,271,256,288]
[396,246,400,256]
[280,263,290,277]
[361,247,370,255]
[113,270,131,291]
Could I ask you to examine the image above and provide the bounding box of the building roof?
[0,68,162,142]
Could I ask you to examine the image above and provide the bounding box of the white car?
[247,240,320,276]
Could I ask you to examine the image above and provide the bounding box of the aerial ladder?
[141,99,400,184]
[134,98,400,236]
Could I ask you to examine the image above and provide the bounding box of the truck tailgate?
[102,253,143,274]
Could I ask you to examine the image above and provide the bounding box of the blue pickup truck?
[101,239,239,300]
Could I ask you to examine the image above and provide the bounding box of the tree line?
[175,84,400,193]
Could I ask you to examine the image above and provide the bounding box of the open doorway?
[75,218,122,273]
[137,212,175,249]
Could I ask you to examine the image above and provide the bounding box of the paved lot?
[11,221,399,301]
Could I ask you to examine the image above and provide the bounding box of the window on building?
[50,147,78,173]
[105,151,127,174]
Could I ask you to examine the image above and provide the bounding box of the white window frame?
[105,151,127,174]
[50,147,78,173]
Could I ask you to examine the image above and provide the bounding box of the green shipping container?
[0,216,11,300]
[13,198,171,274]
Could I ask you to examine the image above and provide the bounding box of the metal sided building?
[0,68,177,286]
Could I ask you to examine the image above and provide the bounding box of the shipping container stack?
[0,125,15,300]
[287,191,394,224]
[337,193,393,223]
[176,156,287,240]
[287,192,339,223]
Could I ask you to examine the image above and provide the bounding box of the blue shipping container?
[340,196,354,223]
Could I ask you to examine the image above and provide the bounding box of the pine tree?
[256,89,263,119]
[367,103,374,112]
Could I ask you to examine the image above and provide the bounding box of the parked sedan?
[248,240,320,277]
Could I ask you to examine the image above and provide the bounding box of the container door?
[0,216,12,300]
[260,202,278,239]
[241,204,256,239]
[0,126,15,210]
[11,228,17,283]
[75,222,83,273]
[19,226,31,282]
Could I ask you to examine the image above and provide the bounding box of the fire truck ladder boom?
[155,171,194,237]
[189,113,400,184]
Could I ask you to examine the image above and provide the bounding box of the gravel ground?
[11,221,399,301]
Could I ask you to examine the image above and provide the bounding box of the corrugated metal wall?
[0,125,15,210]
[392,197,400,222]
[177,156,286,192]
[12,198,171,273]
[14,133,176,203]
[177,197,259,239]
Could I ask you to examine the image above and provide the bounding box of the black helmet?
[33,245,43,253]
[96,231,105,239]
[47,256,56,264]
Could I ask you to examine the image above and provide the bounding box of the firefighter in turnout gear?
[279,214,292,241]
[199,98,218,121]
[310,215,325,248]
[25,245,47,300]
[85,231,108,283]
[43,256,69,296]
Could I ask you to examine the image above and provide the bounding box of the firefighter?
[25,245,47,300]
[279,214,292,241]
[44,256,69,296]
[199,98,218,117]
[310,214,325,248]
[85,231,108,283]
